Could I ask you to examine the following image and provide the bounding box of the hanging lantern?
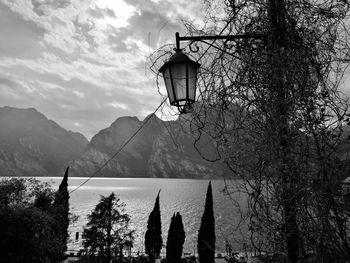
[159,50,200,114]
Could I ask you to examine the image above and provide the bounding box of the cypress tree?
[166,212,185,263]
[166,213,177,263]
[145,190,162,263]
[197,181,215,263]
[175,212,185,257]
[52,166,70,261]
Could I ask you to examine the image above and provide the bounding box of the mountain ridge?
[69,113,224,178]
[0,106,88,176]
[0,107,224,178]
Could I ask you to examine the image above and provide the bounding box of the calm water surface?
[39,177,249,255]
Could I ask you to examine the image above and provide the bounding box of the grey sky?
[0,0,205,139]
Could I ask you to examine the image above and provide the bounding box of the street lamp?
[159,48,200,114]
[159,32,265,114]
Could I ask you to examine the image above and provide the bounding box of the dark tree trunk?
[268,1,299,262]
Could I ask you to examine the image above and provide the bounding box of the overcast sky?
[0,0,206,139]
[2,1,350,140]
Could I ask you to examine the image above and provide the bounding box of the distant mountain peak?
[1,105,38,112]
[0,106,88,177]
[110,116,140,126]
[143,114,162,123]
[70,113,224,178]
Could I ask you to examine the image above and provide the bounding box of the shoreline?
[3,175,230,180]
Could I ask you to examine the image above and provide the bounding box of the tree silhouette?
[0,177,59,263]
[83,192,134,262]
[145,190,163,263]
[51,166,70,261]
[198,182,215,263]
[166,212,185,263]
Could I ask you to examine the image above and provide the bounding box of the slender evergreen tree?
[175,212,185,257]
[166,213,177,262]
[166,212,185,263]
[51,166,70,261]
[197,182,215,263]
[145,190,162,263]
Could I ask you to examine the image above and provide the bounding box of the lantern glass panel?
[188,63,197,101]
[170,62,187,103]
[162,68,175,104]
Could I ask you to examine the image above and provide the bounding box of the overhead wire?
[69,97,167,194]
[70,18,236,194]
[160,120,180,149]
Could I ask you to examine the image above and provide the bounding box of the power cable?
[160,120,180,149]
[70,19,235,194]
[69,97,167,194]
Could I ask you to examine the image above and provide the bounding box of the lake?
[39,177,249,256]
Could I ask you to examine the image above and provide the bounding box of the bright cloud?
[109,101,129,110]
[95,0,135,28]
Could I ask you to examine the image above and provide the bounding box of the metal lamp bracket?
[175,32,267,56]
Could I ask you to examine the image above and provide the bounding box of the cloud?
[109,102,129,110]
[0,0,192,138]
[123,9,182,49]
[94,0,135,28]
[88,6,116,19]
[120,0,202,50]
[0,2,45,59]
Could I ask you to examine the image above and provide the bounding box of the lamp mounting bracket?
[175,32,267,53]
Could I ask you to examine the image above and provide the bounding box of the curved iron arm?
[189,41,200,53]
[197,40,243,59]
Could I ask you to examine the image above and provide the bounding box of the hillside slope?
[70,114,224,178]
[0,106,88,176]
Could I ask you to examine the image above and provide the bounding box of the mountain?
[69,114,224,178]
[0,106,88,176]
[0,106,224,178]
[68,130,89,146]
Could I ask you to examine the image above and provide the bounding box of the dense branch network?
[151,0,350,262]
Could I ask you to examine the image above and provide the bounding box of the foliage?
[198,182,215,263]
[1,206,59,263]
[145,190,163,263]
[82,192,134,263]
[0,177,61,263]
[166,212,186,263]
[151,0,350,262]
[0,177,53,208]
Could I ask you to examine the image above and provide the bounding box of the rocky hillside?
[0,106,224,178]
[69,114,224,178]
[0,106,88,176]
